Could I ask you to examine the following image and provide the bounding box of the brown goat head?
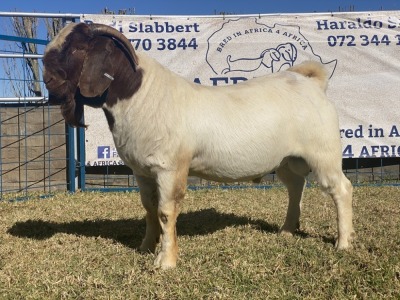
[43,22,139,127]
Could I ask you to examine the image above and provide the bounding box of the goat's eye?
[57,69,67,79]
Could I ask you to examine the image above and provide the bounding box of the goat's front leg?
[154,168,188,269]
[136,176,160,253]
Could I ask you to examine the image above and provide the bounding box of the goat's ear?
[78,38,115,98]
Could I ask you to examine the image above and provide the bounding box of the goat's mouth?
[47,94,65,105]
[45,81,69,104]
[44,77,53,85]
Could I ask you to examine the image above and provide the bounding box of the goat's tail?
[288,61,329,92]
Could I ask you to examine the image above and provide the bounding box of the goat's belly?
[189,153,284,182]
[189,170,269,183]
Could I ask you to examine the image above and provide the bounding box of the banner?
[81,12,400,167]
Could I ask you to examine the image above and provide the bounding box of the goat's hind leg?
[318,170,354,249]
[276,157,309,236]
[310,154,355,249]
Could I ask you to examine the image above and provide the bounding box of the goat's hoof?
[279,229,294,237]
[279,225,298,236]
[139,240,157,254]
[154,251,177,270]
[335,231,356,250]
[279,222,300,236]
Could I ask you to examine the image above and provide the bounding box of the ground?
[0,186,399,299]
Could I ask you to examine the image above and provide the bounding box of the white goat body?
[43,23,354,269]
[110,54,330,181]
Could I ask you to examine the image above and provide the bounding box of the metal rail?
[0,12,80,18]
[0,97,46,102]
[0,53,43,59]
[0,10,396,20]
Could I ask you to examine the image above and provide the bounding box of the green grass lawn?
[0,186,399,299]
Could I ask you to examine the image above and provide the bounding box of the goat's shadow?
[7,208,283,249]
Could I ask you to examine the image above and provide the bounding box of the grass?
[0,186,399,299]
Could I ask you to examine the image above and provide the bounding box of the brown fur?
[43,23,143,128]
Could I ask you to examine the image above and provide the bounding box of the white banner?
[81,12,400,167]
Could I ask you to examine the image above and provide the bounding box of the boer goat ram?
[43,22,354,269]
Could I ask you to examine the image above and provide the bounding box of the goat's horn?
[89,23,139,69]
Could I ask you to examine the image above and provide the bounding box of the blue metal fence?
[0,12,79,200]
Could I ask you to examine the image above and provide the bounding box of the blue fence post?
[77,126,86,190]
[66,124,76,192]
[0,110,2,199]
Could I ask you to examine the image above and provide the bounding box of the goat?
[43,22,354,269]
